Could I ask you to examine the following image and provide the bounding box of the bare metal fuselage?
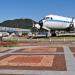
[43,20,71,30]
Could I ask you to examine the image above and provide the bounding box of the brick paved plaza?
[0,42,75,75]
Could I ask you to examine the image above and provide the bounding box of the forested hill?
[0,18,36,29]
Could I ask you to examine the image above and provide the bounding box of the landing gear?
[50,30,57,36]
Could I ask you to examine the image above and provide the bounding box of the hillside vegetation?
[0,18,36,29]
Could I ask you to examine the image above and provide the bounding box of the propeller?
[39,20,43,29]
[69,17,74,28]
[32,19,43,30]
[32,21,35,28]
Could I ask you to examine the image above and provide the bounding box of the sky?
[0,0,75,22]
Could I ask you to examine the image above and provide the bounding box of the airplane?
[33,14,75,36]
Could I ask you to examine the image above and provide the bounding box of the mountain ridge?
[0,18,36,29]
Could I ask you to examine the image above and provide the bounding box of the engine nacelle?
[69,24,74,28]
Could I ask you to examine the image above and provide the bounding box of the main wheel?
[51,30,56,36]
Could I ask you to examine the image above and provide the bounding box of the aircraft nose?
[39,20,43,28]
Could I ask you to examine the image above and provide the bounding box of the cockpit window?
[43,17,53,20]
[46,17,50,19]
[45,17,53,20]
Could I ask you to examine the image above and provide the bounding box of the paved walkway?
[0,69,75,75]
[64,46,75,71]
[0,46,49,57]
[0,46,75,75]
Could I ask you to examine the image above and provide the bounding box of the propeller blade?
[69,17,74,28]
[39,22,42,29]
[32,21,35,27]
[39,20,43,29]
[71,17,74,23]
